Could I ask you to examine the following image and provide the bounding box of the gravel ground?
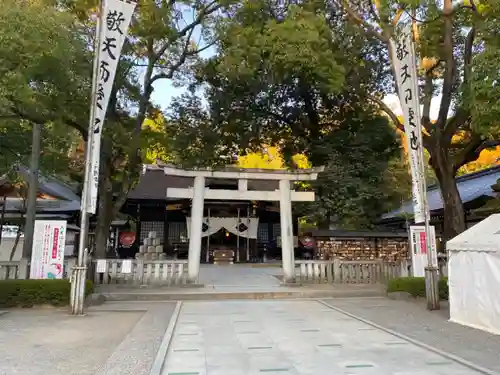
[322,297,500,373]
[0,302,177,375]
[91,302,177,375]
[0,308,143,375]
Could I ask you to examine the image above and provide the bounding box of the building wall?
[315,237,409,262]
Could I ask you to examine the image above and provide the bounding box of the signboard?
[30,220,66,279]
[96,259,107,273]
[121,259,132,274]
[409,225,438,277]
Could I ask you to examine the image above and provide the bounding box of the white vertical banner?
[87,0,136,213]
[390,24,427,224]
[410,225,438,277]
[30,220,67,279]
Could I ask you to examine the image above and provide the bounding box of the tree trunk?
[9,200,26,261]
[431,148,466,241]
[22,122,42,259]
[94,169,115,259]
[9,224,23,261]
[94,194,114,258]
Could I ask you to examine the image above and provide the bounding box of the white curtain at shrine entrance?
[186,217,259,239]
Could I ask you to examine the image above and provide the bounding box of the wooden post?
[18,258,29,279]
[206,208,210,263]
[246,204,250,262]
[236,207,240,262]
[333,259,341,283]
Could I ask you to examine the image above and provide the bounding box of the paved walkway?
[322,297,500,373]
[198,264,282,290]
[161,300,487,375]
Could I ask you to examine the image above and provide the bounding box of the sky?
[151,79,443,122]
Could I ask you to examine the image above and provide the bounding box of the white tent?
[447,213,500,335]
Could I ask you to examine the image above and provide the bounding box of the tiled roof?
[127,166,280,200]
[382,165,500,220]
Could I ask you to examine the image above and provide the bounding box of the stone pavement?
[160,299,490,375]
[198,264,282,289]
[321,297,500,374]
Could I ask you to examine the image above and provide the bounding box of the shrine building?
[120,164,323,282]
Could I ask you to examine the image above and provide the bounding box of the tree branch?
[368,96,403,132]
[453,136,500,172]
[337,0,387,42]
[436,0,455,129]
[463,27,475,86]
[149,40,216,85]
[6,105,88,140]
[153,0,221,63]
[443,107,470,142]
[422,74,434,133]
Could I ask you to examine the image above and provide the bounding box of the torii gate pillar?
[187,176,205,282]
[279,179,295,282]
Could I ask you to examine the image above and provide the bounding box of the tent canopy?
[447,214,500,252]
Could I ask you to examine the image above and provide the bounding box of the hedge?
[387,276,448,300]
[0,279,94,308]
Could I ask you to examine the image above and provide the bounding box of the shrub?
[0,279,94,308]
[387,276,448,300]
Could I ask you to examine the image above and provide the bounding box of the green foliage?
[305,112,404,229]
[0,0,90,130]
[387,276,448,300]
[0,279,94,308]
[339,0,500,239]
[0,120,82,179]
[0,0,89,182]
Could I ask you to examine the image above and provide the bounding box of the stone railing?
[0,258,188,287]
[91,259,189,286]
[0,260,28,280]
[295,259,409,284]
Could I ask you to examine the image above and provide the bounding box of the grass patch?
[0,279,94,308]
[387,276,448,300]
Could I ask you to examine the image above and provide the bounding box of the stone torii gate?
[163,165,324,283]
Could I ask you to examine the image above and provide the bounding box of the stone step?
[93,287,385,302]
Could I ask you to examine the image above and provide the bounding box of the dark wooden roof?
[127,169,280,201]
[382,165,500,221]
[127,169,192,200]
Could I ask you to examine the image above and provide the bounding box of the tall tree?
[173,0,408,227]
[0,0,90,134]
[335,0,500,239]
[71,0,235,256]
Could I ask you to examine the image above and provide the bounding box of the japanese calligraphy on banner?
[410,225,438,277]
[30,220,67,279]
[87,0,136,213]
[389,24,427,223]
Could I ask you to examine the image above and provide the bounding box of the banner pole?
[206,208,210,263]
[409,18,439,310]
[70,0,104,316]
[246,204,250,262]
[236,207,240,262]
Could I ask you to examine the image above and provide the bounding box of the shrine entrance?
[163,164,324,283]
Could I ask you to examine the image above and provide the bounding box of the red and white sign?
[30,220,67,279]
[409,225,438,277]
